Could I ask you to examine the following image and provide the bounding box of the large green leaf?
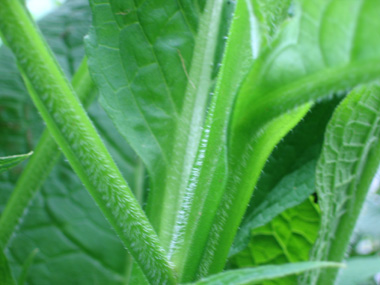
[229,198,320,284]
[191,261,342,285]
[0,1,138,284]
[233,0,380,141]
[232,98,341,256]
[85,0,199,181]
[304,84,380,285]
[193,0,380,278]
[231,161,317,256]
[247,98,341,212]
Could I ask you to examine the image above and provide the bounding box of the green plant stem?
[168,1,253,279]
[0,1,176,283]
[146,0,224,247]
[0,57,94,248]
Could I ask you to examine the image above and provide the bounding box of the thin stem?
[0,1,176,283]
[0,57,93,248]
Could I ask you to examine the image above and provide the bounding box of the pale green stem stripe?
[0,57,94,248]
[147,0,224,248]
[0,1,176,284]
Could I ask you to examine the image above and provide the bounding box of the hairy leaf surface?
[232,99,340,256]
[305,84,380,284]
[248,98,340,211]
[231,162,317,256]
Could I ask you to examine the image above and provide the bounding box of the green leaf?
[336,256,380,285]
[233,0,380,142]
[0,152,32,174]
[7,161,128,284]
[86,0,200,192]
[229,198,320,284]
[248,98,341,213]
[191,261,342,285]
[0,1,140,284]
[232,98,341,257]
[304,84,380,285]
[230,161,317,256]
[0,250,15,285]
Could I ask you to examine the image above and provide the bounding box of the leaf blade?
[233,0,380,142]
[192,261,342,285]
[0,152,32,174]
[231,160,317,256]
[304,83,380,284]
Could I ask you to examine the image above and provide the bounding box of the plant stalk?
[0,57,94,248]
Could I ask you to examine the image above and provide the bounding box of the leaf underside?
[229,198,320,285]
[305,83,380,284]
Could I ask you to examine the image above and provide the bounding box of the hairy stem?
[0,1,176,283]
[146,0,224,248]
[0,57,94,248]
